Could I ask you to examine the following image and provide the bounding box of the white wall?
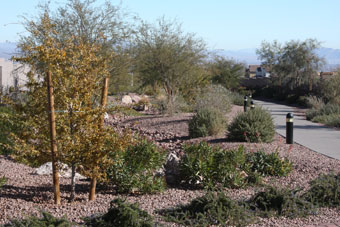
[0,58,28,92]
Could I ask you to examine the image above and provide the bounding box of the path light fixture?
[286,113,294,144]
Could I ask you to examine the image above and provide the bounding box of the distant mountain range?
[0,42,18,60]
[1,42,339,71]
[212,48,340,71]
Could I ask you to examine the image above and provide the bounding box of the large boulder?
[121,95,133,104]
[34,162,86,180]
[129,93,141,103]
[164,152,181,185]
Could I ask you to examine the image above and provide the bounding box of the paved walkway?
[255,100,340,227]
[254,99,340,160]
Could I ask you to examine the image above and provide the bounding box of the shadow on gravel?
[157,135,191,143]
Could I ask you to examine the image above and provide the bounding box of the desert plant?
[188,108,226,138]
[179,142,250,189]
[228,107,275,142]
[195,84,232,114]
[3,211,72,227]
[84,198,155,227]
[105,138,167,194]
[304,172,340,207]
[159,192,254,226]
[247,150,292,177]
[248,186,316,218]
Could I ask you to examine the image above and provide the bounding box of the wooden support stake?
[89,77,109,201]
[47,71,61,205]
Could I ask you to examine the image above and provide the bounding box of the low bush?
[246,150,292,177]
[4,211,72,227]
[105,138,167,194]
[159,192,254,227]
[188,108,226,138]
[303,172,340,207]
[179,142,250,189]
[195,84,232,114]
[85,198,155,227]
[248,187,316,218]
[227,107,275,142]
[179,142,270,189]
[306,103,340,127]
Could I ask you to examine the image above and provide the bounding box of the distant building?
[0,58,28,93]
[246,65,270,78]
[319,71,337,80]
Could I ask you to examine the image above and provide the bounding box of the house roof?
[247,65,271,73]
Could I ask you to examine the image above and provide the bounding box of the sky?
[0,0,339,50]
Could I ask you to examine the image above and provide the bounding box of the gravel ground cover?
[1,105,340,226]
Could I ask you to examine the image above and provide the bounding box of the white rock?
[121,95,132,104]
[34,162,86,179]
[129,93,141,103]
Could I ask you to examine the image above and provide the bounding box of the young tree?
[133,17,207,114]
[12,12,116,203]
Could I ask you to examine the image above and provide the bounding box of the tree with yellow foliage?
[11,12,121,203]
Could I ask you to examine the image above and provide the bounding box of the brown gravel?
[1,105,340,226]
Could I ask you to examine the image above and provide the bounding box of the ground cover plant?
[303,172,340,207]
[84,198,155,227]
[158,192,254,227]
[2,211,72,227]
[228,107,275,142]
[248,186,317,218]
[105,138,167,194]
[188,108,226,138]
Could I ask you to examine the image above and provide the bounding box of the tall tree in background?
[256,39,324,96]
[209,56,245,91]
[133,17,206,114]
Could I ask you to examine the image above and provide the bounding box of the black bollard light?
[250,100,255,109]
[244,95,248,112]
[286,113,294,144]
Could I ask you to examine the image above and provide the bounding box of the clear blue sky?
[0,0,339,50]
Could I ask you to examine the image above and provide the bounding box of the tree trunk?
[46,71,61,205]
[89,77,109,201]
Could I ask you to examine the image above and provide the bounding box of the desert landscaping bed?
[1,106,340,226]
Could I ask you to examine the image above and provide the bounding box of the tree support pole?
[47,71,61,205]
[89,77,109,201]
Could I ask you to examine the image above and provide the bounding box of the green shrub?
[179,142,250,189]
[229,91,244,106]
[248,187,316,218]
[4,211,72,227]
[304,172,340,207]
[227,107,275,142]
[188,108,226,138]
[247,150,292,177]
[159,192,254,226]
[85,198,154,227]
[195,85,232,114]
[0,106,21,155]
[105,138,167,194]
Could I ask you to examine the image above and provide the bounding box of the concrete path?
[254,99,340,160]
